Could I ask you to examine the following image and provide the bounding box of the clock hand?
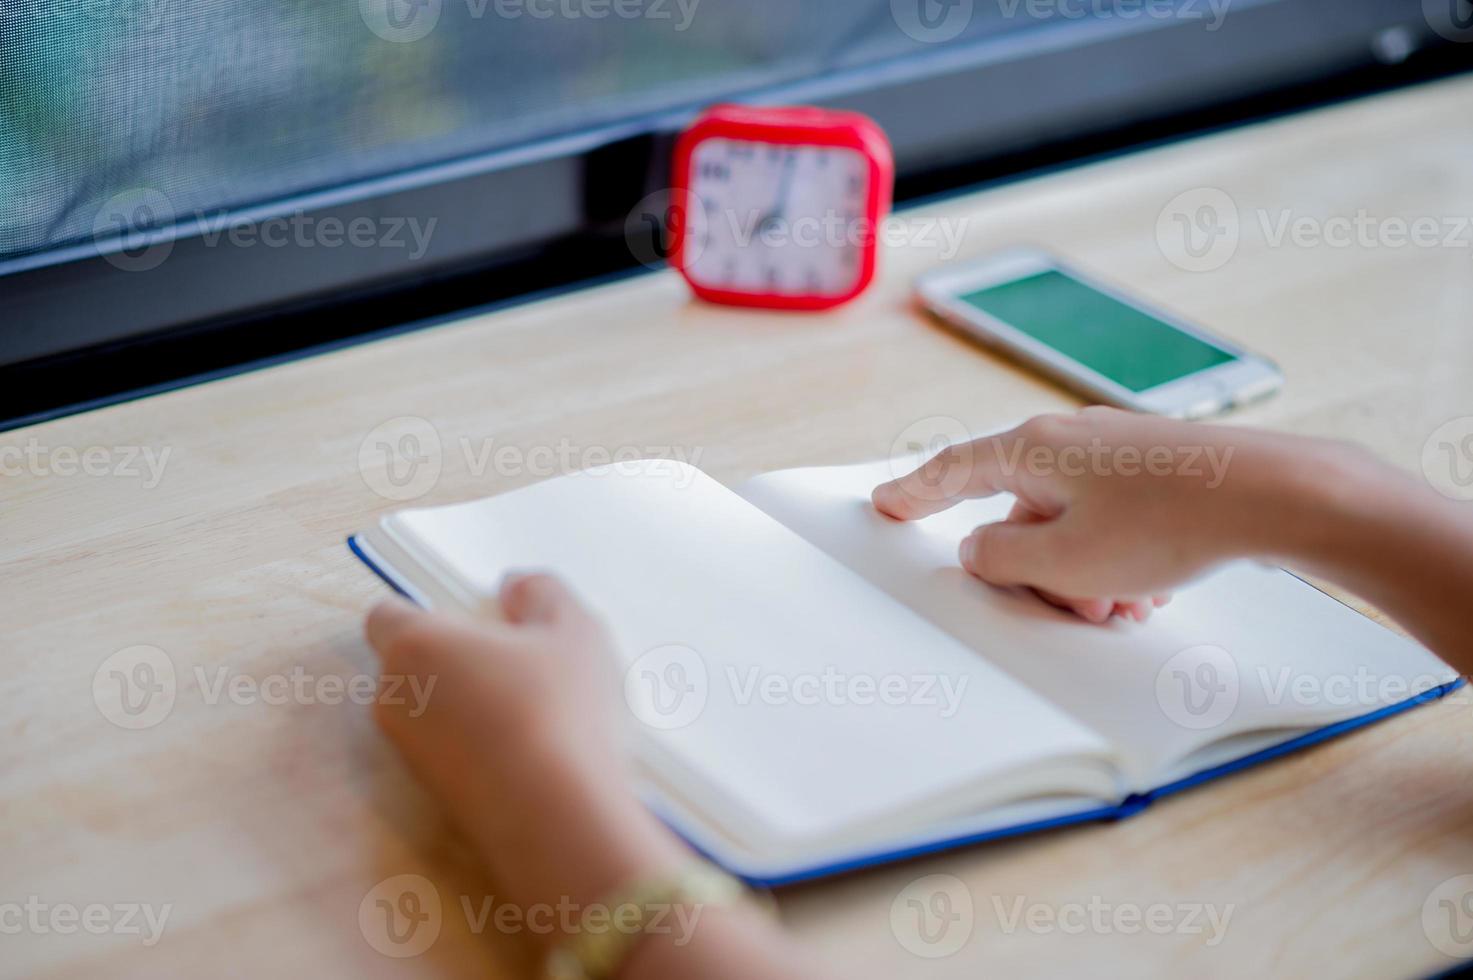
[758,151,798,235]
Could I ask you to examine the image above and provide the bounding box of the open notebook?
[350,457,1461,886]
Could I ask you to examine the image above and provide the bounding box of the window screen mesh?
[0,0,1090,261]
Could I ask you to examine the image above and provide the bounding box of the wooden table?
[6,74,1473,980]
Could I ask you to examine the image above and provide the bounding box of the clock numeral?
[689,138,875,298]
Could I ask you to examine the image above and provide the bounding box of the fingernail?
[499,569,537,592]
[959,536,977,569]
[871,483,897,514]
[371,596,416,620]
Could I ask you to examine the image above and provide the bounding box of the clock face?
[681,138,871,299]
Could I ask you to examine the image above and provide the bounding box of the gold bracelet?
[543,862,761,980]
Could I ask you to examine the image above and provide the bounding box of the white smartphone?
[915,247,1282,418]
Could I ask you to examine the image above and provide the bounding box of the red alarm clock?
[669,104,894,311]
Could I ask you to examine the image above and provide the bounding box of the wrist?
[487,733,689,923]
[1229,437,1407,573]
[1221,437,1473,667]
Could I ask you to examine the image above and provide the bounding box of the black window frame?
[3,0,1470,429]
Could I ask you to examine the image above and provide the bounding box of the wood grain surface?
[4,74,1473,980]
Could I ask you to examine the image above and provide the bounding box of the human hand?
[871,407,1337,622]
[365,578,831,978]
[365,574,687,912]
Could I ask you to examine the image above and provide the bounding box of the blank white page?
[738,459,1456,787]
[383,461,1115,847]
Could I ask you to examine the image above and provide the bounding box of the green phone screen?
[959,269,1234,393]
